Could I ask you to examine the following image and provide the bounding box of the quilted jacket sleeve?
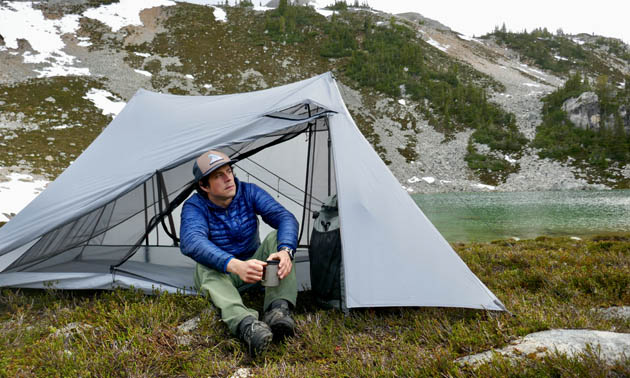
[249,184,299,250]
[179,197,234,273]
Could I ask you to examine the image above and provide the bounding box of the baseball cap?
[192,150,235,181]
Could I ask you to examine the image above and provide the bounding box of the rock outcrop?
[562,92,603,130]
[562,92,630,133]
[457,329,630,366]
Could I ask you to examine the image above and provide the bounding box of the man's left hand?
[268,250,292,279]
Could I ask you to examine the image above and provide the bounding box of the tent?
[0,72,506,311]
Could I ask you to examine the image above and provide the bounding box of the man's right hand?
[227,258,266,283]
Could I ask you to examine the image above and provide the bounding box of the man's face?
[202,164,236,202]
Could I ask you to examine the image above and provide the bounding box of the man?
[180,149,299,356]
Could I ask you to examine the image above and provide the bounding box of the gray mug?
[261,260,280,287]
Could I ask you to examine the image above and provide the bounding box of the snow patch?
[401,185,414,193]
[0,172,49,222]
[134,69,152,77]
[504,155,517,163]
[426,37,449,52]
[134,52,151,58]
[523,83,541,88]
[185,74,195,80]
[572,37,585,45]
[212,6,227,22]
[0,2,89,77]
[83,0,176,32]
[253,5,274,11]
[83,89,126,116]
[307,0,337,17]
[52,124,72,130]
[473,183,496,190]
[398,99,406,106]
[407,176,421,184]
[422,176,435,184]
[77,37,92,47]
[35,65,90,78]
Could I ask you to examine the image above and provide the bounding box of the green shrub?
[264,0,324,43]
[484,27,625,81]
[324,1,348,11]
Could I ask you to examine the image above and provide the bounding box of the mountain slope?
[0,0,629,197]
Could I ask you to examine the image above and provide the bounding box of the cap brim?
[197,159,238,181]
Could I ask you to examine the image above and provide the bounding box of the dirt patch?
[124,6,169,46]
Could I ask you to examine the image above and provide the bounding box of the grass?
[1,234,629,376]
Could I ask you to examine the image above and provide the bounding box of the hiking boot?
[263,300,295,340]
[238,316,273,356]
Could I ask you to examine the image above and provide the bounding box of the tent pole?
[296,122,314,246]
[306,123,318,245]
[157,171,179,246]
[152,175,159,245]
[143,182,149,247]
[327,117,331,196]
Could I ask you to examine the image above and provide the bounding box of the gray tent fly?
[0,72,506,312]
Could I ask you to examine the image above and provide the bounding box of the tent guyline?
[0,72,506,313]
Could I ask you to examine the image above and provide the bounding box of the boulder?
[562,92,601,130]
[456,329,630,366]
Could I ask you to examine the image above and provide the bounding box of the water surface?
[412,190,630,242]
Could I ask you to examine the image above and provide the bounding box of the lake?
[412,190,630,242]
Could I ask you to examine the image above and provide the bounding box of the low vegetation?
[0,77,115,177]
[485,26,628,83]
[1,234,628,376]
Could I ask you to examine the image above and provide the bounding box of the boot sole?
[250,330,273,356]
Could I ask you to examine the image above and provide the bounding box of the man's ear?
[198,180,210,193]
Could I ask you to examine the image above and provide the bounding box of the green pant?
[194,231,297,335]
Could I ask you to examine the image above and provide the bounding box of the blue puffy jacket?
[179,178,299,273]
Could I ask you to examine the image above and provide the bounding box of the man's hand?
[227,258,266,283]
[267,250,293,279]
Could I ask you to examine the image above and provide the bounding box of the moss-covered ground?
[0,77,116,178]
[1,234,628,376]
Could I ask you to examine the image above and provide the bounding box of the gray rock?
[456,329,630,366]
[562,92,601,130]
[175,316,199,346]
[230,368,252,378]
[177,316,200,334]
[50,322,94,347]
[594,306,630,321]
